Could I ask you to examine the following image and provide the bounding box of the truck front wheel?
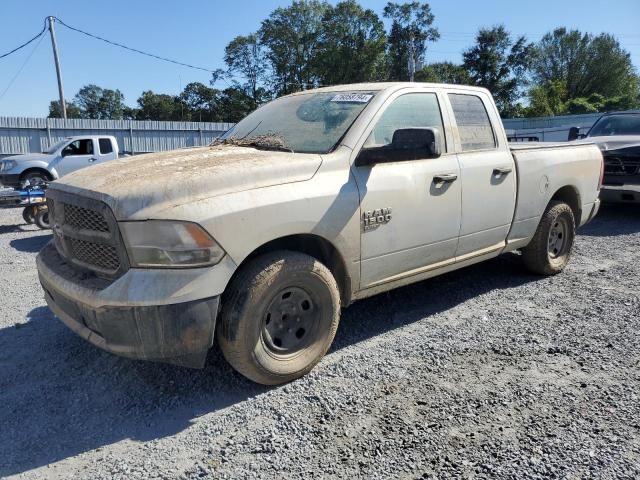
[522,201,576,275]
[217,251,341,385]
[20,170,52,186]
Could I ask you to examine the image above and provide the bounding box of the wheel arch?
[549,185,581,223]
[231,233,352,305]
[19,167,54,183]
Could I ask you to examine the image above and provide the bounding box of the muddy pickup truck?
[36,83,603,385]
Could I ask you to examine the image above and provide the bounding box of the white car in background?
[0,135,119,188]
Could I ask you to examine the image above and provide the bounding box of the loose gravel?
[0,203,638,479]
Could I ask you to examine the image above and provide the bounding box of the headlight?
[0,160,16,172]
[120,220,225,268]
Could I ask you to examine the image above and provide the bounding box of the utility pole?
[408,34,416,82]
[47,16,66,119]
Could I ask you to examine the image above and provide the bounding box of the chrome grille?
[63,204,110,232]
[47,190,128,278]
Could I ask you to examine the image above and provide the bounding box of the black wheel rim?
[261,286,320,355]
[548,216,569,258]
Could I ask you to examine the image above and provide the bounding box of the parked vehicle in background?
[37,83,603,385]
[569,111,640,203]
[0,136,119,188]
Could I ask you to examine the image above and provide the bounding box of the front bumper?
[37,242,221,368]
[600,184,640,204]
[0,173,21,188]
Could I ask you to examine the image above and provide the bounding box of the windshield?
[43,139,71,154]
[589,114,640,137]
[220,91,376,154]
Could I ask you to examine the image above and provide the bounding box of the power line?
[0,31,46,102]
[0,19,47,59]
[52,17,219,74]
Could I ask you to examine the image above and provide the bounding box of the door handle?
[433,173,458,183]
[493,166,512,175]
[88,157,98,163]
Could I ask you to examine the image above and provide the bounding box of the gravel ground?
[0,203,639,480]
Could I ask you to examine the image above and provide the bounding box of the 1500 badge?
[363,207,392,231]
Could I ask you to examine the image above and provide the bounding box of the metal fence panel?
[0,117,234,157]
[502,112,609,142]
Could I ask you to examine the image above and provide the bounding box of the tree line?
[48,0,639,121]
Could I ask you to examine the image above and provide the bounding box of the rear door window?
[99,138,113,154]
[448,94,496,151]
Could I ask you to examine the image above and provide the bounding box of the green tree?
[135,91,182,121]
[525,80,568,117]
[47,100,82,118]
[315,1,387,85]
[215,87,255,122]
[383,2,440,81]
[415,62,470,84]
[73,84,126,119]
[259,0,330,95]
[533,28,639,101]
[462,25,534,117]
[179,82,218,122]
[224,34,271,107]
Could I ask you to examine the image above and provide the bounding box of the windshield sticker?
[331,93,373,103]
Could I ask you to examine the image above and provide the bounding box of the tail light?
[598,154,604,190]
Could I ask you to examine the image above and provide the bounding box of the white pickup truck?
[36,83,603,385]
[0,135,119,188]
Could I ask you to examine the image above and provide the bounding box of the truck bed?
[507,142,602,249]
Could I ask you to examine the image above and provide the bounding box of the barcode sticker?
[331,93,373,103]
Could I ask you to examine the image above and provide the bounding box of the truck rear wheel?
[217,251,340,385]
[522,201,575,275]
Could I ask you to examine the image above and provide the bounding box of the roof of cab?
[287,82,490,96]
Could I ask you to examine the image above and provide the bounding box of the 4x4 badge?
[363,207,392,231]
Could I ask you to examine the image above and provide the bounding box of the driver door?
[351,90,462,288]
[56,139,97,176]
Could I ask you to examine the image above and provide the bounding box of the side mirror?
[61,147,72,157]
[356,127,443,167]
[568,126,580,141]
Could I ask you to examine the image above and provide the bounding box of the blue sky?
[1,0,638,117]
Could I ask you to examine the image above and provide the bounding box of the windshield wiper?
[212,135,293,153]
[241,141,293,153]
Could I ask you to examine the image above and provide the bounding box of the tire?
[217,251,341,385]
[21,171,51,187]
[522,201,575,275]
[34,207,50,230]
[22,206,36,224]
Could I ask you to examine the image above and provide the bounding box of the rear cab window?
[99,138,113,155]
[448,94,496,152]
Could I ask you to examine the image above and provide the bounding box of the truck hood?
[3,152,53,163]
[51,146,322,219]
[579,135,640,151]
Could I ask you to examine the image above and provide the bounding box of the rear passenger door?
[446,92,516,257]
